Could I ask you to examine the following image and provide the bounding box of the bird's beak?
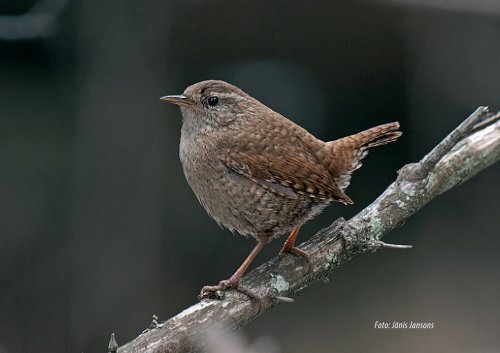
[160,95,195,107]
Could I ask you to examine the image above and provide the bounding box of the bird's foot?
[198,277,261,302]
[279,245,312,274]
[198,278,237,300]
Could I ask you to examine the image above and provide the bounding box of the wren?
[161,80,401,300]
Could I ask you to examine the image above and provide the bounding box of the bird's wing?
[218,137,352,204]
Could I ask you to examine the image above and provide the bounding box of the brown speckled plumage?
[161,80,401,299]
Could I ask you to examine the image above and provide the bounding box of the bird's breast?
[179,130,228,212]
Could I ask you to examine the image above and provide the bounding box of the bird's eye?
[207,96,219,107]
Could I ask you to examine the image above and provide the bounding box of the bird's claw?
[199,280,262,303]
[280,246,313,275]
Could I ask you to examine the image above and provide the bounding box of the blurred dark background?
[1,0,499,352]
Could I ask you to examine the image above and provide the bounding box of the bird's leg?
[199,238,268,300]
[279,225,312,273]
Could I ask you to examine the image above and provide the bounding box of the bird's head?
[161,80,258,131]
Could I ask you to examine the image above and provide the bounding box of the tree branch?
[116,107,500,353]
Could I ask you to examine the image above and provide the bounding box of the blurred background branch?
[117,107,500,353]
[0,0,70,40]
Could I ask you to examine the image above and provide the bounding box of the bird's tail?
[321,122,402,191]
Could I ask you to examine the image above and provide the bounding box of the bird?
[161,80,401,299]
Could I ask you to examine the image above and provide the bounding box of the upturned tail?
[321,122,402,192]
